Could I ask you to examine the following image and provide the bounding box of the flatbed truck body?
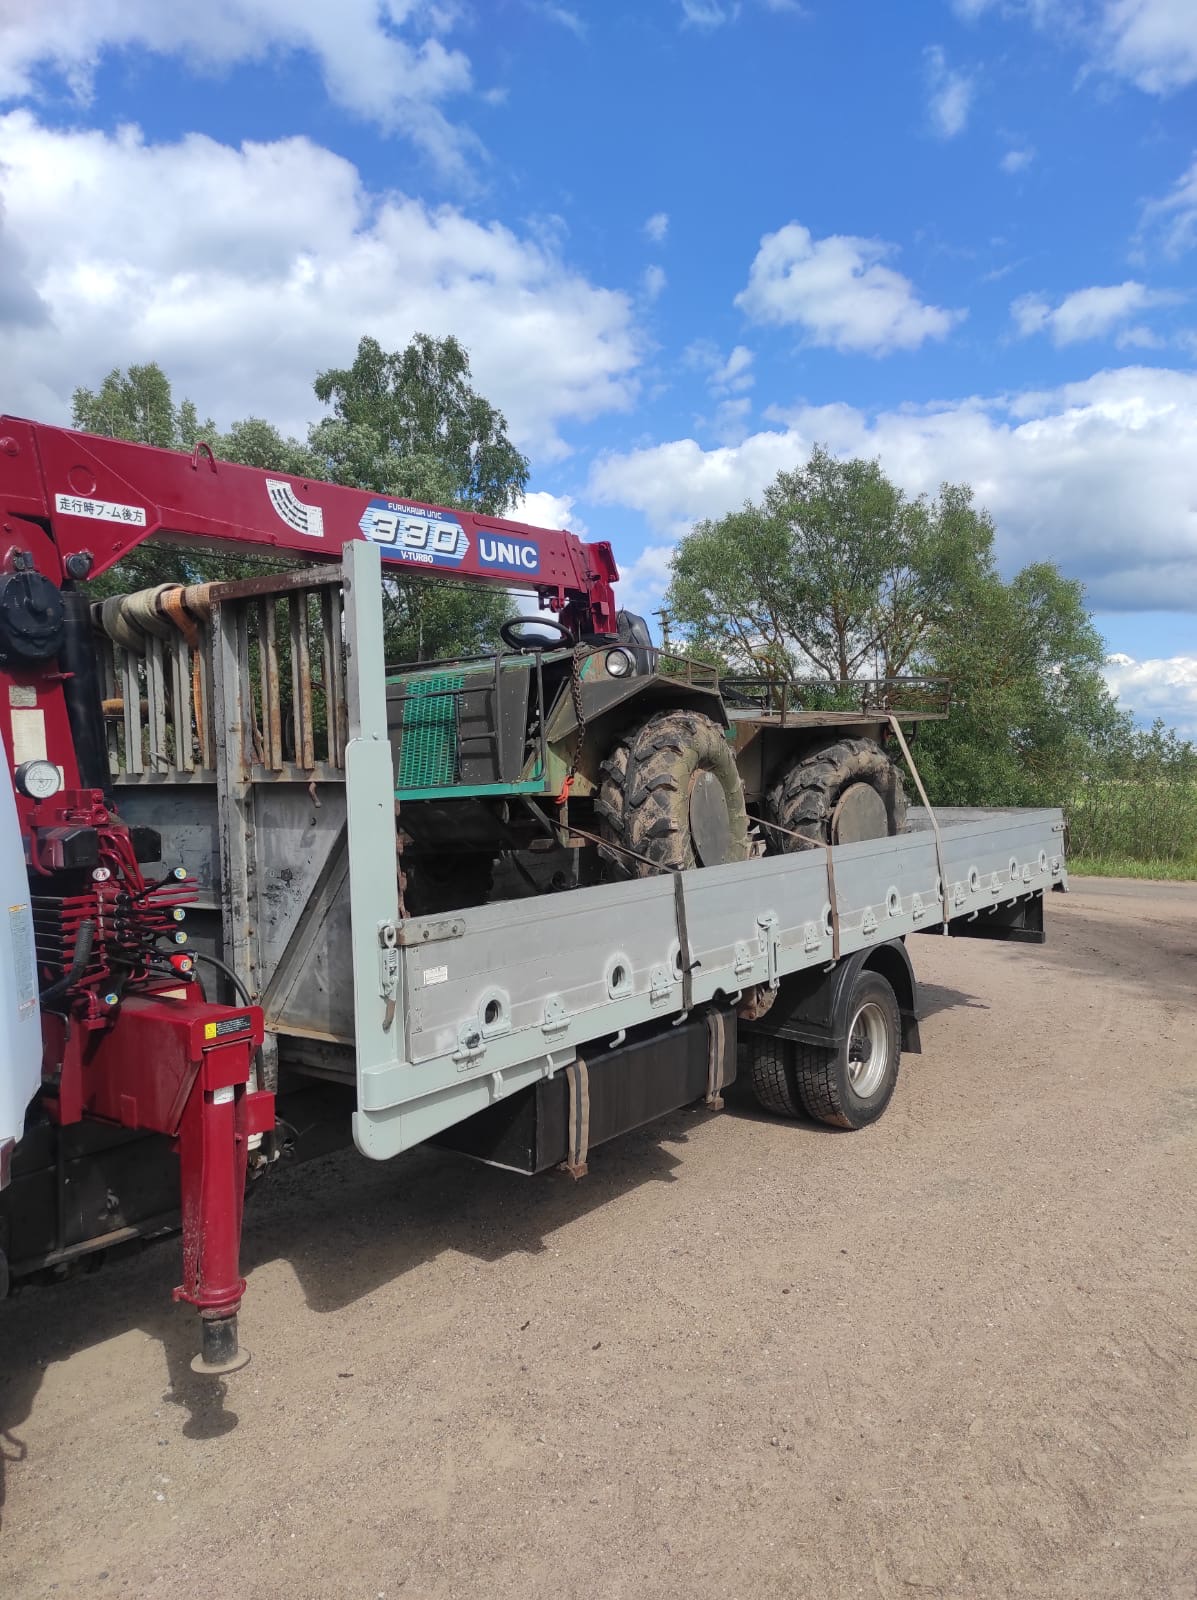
[2,543,1066,1328]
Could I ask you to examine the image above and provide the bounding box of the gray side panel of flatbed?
[342,540,1067,1161]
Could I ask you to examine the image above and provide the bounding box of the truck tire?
[745,1035,805,1117]
[597,709,751,877]
[796,972,901,1128]
[766,737,907,848]
[746,971,902,1128]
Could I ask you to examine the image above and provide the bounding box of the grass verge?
[1068,855,1197,882]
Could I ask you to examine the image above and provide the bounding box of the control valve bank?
[0,415,1064,1374]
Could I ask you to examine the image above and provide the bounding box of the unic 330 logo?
[358,500,468,567]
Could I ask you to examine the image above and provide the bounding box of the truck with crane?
[0,415,1066,1374]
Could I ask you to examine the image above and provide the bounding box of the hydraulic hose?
[188,949,255,1008]
[40,918,95,1004]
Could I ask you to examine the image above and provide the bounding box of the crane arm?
[0,416,619,635]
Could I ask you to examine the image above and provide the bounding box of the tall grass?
[1066,777,1197,879]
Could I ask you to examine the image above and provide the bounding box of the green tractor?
[388,611,948,914]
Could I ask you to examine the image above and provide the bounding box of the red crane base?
[44,989,274,1373]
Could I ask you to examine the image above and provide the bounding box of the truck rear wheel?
[747,971,902,1129]
[597,709,750,877]
[766,737,907,848]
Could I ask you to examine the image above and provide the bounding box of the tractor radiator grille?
[396,672,464,789]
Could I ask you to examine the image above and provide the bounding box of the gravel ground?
[1,877,1194,1599]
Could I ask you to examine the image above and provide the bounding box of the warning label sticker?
[55,493,147,526]
[203,1014,253,1040]
[9,903,35,1018]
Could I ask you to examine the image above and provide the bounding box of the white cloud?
[925,46,975,139]
[1012,281,1183,344]
[679,0,740,25]
[1099,0,1197,94]
[1000,146,1035,174]
[643,212,670,245]
[0,1,478,173]
[0,112,642,461]
[588,365,1197,613]
[736,222,965,355]
[685,340,755,394]
[954,1,1197,96]
[1104,653,1197,736]
[1140,155,1197,258]
[540,5,587,39]
[642,264,667,301]
[510,490,587,536]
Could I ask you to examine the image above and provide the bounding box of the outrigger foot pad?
[191,1313,252,1376]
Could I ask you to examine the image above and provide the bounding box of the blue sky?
[1,1,1195,728]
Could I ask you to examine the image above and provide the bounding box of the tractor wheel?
[596,709,751,877]
[766,737,907,850]
[402,852,494,916]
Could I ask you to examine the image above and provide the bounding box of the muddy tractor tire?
[766,737,907,850]
[597,709,751,877]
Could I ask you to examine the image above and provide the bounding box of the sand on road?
[1,877,1194,1599]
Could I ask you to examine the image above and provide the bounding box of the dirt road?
[2,878,1194,1599]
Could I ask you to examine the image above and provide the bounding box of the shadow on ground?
[0,1108,705,1526]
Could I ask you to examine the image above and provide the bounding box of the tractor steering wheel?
[499,616,574,651]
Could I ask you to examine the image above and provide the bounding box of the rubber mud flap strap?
[886,714,950,928]
[562,1057,590,1179]
[673,870,699,1011]
[823,839,841,962]
[705,1010,726,1109]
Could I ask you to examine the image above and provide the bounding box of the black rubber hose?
[60,589,112,799]
[41,918,95,1003]
[188,949,255,1008]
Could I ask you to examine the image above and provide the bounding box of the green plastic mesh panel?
[396,673,464,789]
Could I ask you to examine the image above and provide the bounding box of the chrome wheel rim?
[846,1000,889,1097]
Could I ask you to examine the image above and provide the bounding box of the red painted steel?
[0,414,619,629]
[0,409,622,1359]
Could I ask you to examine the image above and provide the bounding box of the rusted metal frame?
[329,587,348,768]
[247,761,344,784]
[144,636,168,772]
[289,591,316,770]
[260,597,283,771]
[319,587,346,768]
[120,646,143,776]
[169,628,196,774]
[211,594,274,1090]
[196,621,216,771]
[205,566,346,603]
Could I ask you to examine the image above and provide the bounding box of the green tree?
[310,333,530,514]
[667,447,1132,808]
[70,341,528,660]
[916,563,1129,806]
[74,363,215,452]
[666,447,994,682]
[72,365,300,598]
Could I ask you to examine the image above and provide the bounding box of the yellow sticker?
[204,1021,217,1039]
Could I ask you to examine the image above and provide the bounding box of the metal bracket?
[378,921,399,1032]
[757,912,780,990]
[397,917,465,947]
[454,1019,485,1068]
[542,994,570,1036]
